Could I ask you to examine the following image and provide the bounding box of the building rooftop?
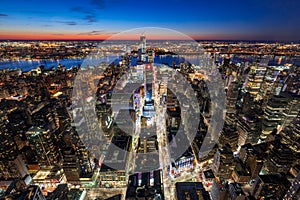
[175,182,211,200]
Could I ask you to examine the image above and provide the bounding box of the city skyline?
[1,0,300,41]
[0,34,299,200]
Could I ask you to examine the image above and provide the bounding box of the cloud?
[52,33,65,36]
[70,6,97,23]
[70,7,90,14]
[78,30,106,35]
[0,14,8,17]
[66,21,77,25]
[55,21,77,26]
[83,15,97,23]
[90,0,106,9]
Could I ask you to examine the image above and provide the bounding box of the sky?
[0,0,300,41]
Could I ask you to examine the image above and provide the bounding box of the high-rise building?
[219,123,239,151]
[175,182,211,200]
[251,174,291,200]
[238,143,265,180]
[260,94,288,141]
[210,179,228,200]
[257,66,281,104]
[0,113,18,162]
[264,141,295,174]
[145,64,154,103]
[0,154,29,181]
[280,111,300,160]
[62,147,81,184]
[232,159,251,184]
[236,113,261,145]
[0,185,46,200]
[245,59,267,98]
[228,182,246,200]
[148,49,154,63]
[281,96,300,130]
[284,172,300,200]
[138,34,146,62]
[99,136,132,188]
[26,126,61,166]
[212,145,235,179]
[226,81,239,114]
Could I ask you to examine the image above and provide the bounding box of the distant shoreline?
[0,39,299,44]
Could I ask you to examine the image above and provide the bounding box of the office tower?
[46,184,69,200]
[240,92,252,114]
[264,141,295,174]
[245,60,267,98]
[0,112,26,180]
[166,88,179,109]
[283,65,300,95]
[0,154,29,181]
[136,64,144,83]
[260,94,288,141]
[0,113,18,161]
[251,174,291,200]
[99,136,132,188]
[144,64,154,103]
[138,34,146,62]
[212,145,235,179]
[238,143,265,180]
[0,185,46,200]
[148,49,154,63]
[228,182,246,200]
[135,134,159,173]
[232,159,251,184]
[257,66,280,103]
[159,75,168,100]
[125,170,163,199]
[284,173,300,200]
[218,123,239,151]
[281,96,300,130]
[7,109,31,134]
[219,56,230,77]
[62,147,81,184]
[55,105,71,134]
[175,182,210,200]
[6,109,31,150]
[30,103,58,131]
[280,111,300,160]
[76,145,93,176]
[210,179,228,200]
[166,107,181,130]
[143,64,155,118]
[26,126,61,166]
[226,81,239,114]
[236,112,261,145]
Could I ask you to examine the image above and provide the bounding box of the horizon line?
[0,39,298,43]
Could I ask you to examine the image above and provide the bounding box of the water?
[0,58,84,72]
[1,55,299,72]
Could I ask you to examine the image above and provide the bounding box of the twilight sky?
[0,0,300,40]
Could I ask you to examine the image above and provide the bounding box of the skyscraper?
[138,34,146,62]
[245,59,268,98]
[260,94,288,141]
[280,111,300,159]
[26,126,61,166]
[62,147,81,184]
[251,174,290,199]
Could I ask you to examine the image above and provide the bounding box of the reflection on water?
[0,55,297,72]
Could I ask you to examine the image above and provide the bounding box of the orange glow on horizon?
[0,31,248,41]
[0,31,113,40]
